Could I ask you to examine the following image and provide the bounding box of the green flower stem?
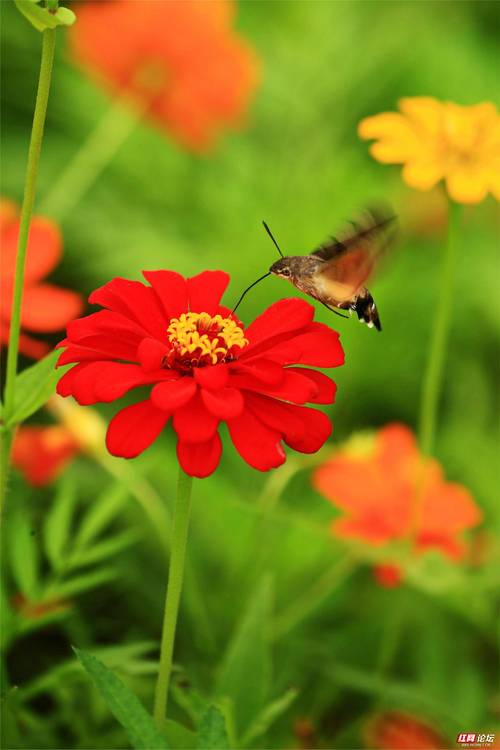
[418,200,462,456]
[1,29,56,513]
[153,468,193,728]
[271,555,356,640]
[39,93,150,221]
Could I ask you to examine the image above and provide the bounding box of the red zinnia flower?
[11,425,80,486]
[1,199,83,359]
[364,711,448,750]
[56,270,344,478]
[313,424,481,561]
[70,0,260,152]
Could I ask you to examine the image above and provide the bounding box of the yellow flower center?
[165,312,248,370]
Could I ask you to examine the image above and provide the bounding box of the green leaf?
[7,503,39,599]
[44,475,78,571]
[14,1,76,32]
[196,706,230,750]
[53,566,118,598]
[69,530,139,569]
[163,719,197,750]
[6,350,65,427]
[171,673,209,724]
[216,576,273,737]
[239,688,298,747]
[75,485,129,549]
[74,648,170,750]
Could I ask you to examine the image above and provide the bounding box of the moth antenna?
[232,272,271,314]
[262,221,284,258]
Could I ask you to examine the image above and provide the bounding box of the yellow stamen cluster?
[167,312,248,367]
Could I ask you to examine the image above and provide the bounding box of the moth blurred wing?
[317,246,375,302]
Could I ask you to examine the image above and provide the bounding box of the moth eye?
[282,268,290,277]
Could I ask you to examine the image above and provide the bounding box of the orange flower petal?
[20,284,84,332]
[70,0,260,152]
[314,423,481,563]
[1,216,62,283]
[0,199,19,232]
[12,426,79,486]
[0,319,49,359]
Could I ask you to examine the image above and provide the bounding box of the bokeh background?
[1,1,499,748]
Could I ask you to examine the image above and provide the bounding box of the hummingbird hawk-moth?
[233,207,396,331]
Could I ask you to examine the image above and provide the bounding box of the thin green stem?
[38,93,148,222]
[271,555,356,640]
[418,200,461,457]
[153,469,193,728]
[1,29,56,512]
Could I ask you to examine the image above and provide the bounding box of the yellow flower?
[359,97,500,204]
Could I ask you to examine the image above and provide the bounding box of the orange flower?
[1,200,83,359]
[359,97,500,204]
[11,425,80,486]
[312,424,481,561]
[364,711,448,750]
[70,0,260,152]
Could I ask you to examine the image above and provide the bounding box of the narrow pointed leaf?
[163,720,197,750]
[44,476,77,571]
[216,576,273,736]
[240,687,298,747]
[196,706,230,750]
[75,485,128,548]
[74,649,170,750]
[7,503,39,599]
[6,351,67,427]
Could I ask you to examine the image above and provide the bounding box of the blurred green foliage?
[1,1,499,748]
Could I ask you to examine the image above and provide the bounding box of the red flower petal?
[89,277,167,339]
[264,322,344,367]
[67,311,143,361]
[57,363,90,397]
[106,400,170,458]
[177,433,222,478]
[93,362,163,402]
[142,270,188,319]
[19,284,83,332]
[243,298,315,357]
[172,390,219,442]
[227,408,286,471]
[137,337,171,372]
[57,344,120,366]
[193,363,228,388]
[187,270,230,314]
[286,367,337,404]
[151,378,197,410]
[68,309,144,341]
[201,386,244,419]
[247,394,332,453]
[231,368,317,404]
[232,357,284,385]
